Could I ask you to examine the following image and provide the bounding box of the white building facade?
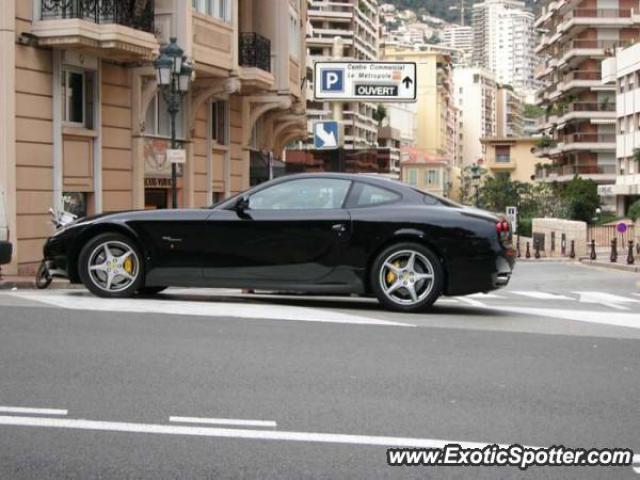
[602,44,640,215]
[453,67,497,166]
[442,25,473,66]
[472,0,537,96]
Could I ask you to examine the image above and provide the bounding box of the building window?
[407,168,417,186]
[426,169,439,185]
[192,0,231,21]
[145,93,185,139]
[211,100,228,145]
[289,7,301,59]
[495,145,511,163]
[63,68,95,128]
[63,192,88,218]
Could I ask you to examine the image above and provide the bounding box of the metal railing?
[570,8,631,18]
[239,32,271,73]
[560,133,616,143]
[40,0,155,33]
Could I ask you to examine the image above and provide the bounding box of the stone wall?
[532,218,587,258]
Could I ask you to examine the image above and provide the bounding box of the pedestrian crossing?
[456,290,640,311]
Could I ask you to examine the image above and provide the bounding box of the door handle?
[331,223,347,233]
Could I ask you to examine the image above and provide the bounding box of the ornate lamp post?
[154,37,193,209]
[470,162,482,208]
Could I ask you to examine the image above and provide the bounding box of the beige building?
[0,0,307,275]
[481,137,547,183]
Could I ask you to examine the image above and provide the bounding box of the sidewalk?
[0,275,82,290]
[579,259,640,273]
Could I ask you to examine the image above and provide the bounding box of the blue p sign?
[321,69,344,92]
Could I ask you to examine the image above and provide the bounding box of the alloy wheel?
[378,249,435,306]
[87,240,139,293]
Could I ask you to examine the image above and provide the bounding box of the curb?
[579,259,640,273]
[0,278,84,290]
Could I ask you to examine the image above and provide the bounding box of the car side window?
[354,184,401,207]
[248,178,352,210]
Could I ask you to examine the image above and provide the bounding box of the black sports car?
[43,173,515,312]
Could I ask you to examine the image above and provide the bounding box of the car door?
[202,177,352,283]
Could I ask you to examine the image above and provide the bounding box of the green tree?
[628,199,640,222]
[372,104,387,127]
[478,176,528,213]
[560,176,600,223]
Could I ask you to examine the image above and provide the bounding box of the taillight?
[496,219,512,248]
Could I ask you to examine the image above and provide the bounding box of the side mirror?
[236,196,250,212]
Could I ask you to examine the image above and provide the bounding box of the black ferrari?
[43,173,515,312]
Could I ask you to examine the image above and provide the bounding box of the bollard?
[569,240,575,259]
[525,242,531,259]
[628,240,635,265]
[590,239,596,260]
[516,236,521,258]
[610,238,617,263]
[534,240,541,259]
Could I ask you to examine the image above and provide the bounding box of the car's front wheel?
[78,233,143,298]
[371,242,443,312]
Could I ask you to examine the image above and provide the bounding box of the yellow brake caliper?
[123,257,134,274]
[386,260,401,284]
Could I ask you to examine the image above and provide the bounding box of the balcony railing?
[40,0,155,33]
[560,39,630,56]
[239,32,271,73]
[560,133,616,143]
[569,8,631,18]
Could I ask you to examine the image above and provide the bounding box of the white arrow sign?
[315,123,337,148]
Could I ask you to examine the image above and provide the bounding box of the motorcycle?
[35,208,77,289]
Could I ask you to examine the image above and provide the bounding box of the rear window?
[420,191,460,207]
[354,184,401,207]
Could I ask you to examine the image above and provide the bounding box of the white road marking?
[510,291,573,301]
[11,292,414,328]
[3,414,639,471]
[574,292,640,311]
[456,297,486,307]
[0,414,528,449]
[467,293,504,299]
[0,406,68,416]
[486,306,640,330]
[169,416,276,428]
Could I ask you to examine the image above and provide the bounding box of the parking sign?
[321,69,344,93]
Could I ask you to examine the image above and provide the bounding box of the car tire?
[137,286,167,295]
[78,232,144,298]
[370,242,443,313]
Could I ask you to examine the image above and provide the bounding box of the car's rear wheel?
[78,233,143,298]
[371,242,443,312]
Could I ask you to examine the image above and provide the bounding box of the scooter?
[35,208,77,289]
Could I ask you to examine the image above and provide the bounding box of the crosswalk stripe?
[467,293,504,299]
[510,291,573,300]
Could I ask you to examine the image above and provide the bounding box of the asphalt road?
[0,261,639,479]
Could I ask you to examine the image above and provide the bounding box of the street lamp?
[154,37,193,209]
[470,162,482,208]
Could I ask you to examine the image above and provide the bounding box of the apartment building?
[602,42,640,215]
[496,87,524,138]
[472,0,537,96]
[382,44,455,193]
[381,44,455,196]
[305,0,380,149]
[0,0,307,276]
[534,0,635,207]
[441,25,473,66]
[480,137,545,183]
[454,67,498,166]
